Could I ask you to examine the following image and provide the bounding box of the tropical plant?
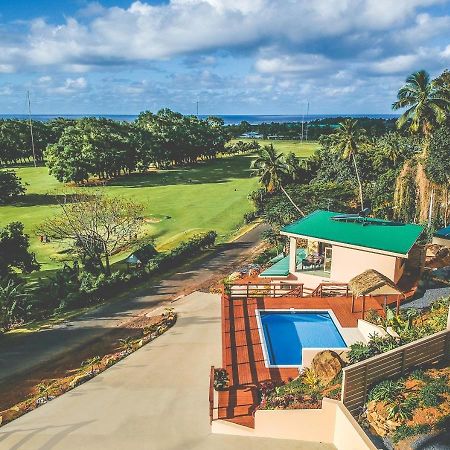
[393,70,450,222]
[347,342,374,364]
[0,278,30,331]
[213,368,229,391]
[250,144,305,215]
[419,378,449,407]
[387,397,418,421]
[368,379,404,402]
[329,119,367,210]
[81,356,101,374]
[36,382,52,400]
[118,336,135,353]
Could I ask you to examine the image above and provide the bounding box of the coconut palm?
[392,70,448,136]
[392,70,450,222]
[330,119,366,210]
[250,144,305,216]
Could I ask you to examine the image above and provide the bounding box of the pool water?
[259,311,347,366]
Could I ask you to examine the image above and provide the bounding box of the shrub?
[392,424,431,443]
[348,342,374,364]
[387,397,418,421]
[419,378,449,407]
[244,210,259,224]
[368,379,404,402]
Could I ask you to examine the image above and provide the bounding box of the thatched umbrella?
[349,269,404,319]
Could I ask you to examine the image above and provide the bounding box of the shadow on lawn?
[107,155,256,188]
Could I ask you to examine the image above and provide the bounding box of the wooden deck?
[218,293,400,428]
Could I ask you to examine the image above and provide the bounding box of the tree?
[37,192,144,276]
[0,170,26,204]
[393,70,448,135]
[250,144,305,216]
[0,222,39,278]
[425,127,450,226]
[392,70,450,222]
[329,119,366,210]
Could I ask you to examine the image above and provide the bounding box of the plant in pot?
[214,368,229,391]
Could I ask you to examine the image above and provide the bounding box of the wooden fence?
[227,283,303,299]
[341,329,450,415]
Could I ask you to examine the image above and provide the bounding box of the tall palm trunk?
[352,154,364,210]
[280,185,305,217]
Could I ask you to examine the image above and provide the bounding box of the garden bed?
[0,308,176,427]
[363,362,450,449]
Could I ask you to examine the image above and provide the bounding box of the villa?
[213,210,426,434]
[260,210,424,291]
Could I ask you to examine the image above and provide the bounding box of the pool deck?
[218,293,400,428]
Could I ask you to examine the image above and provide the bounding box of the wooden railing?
[227,283,303,299]
[311,283,349,298]
[209,365,215,424]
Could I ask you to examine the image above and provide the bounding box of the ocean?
[0,113,399,125]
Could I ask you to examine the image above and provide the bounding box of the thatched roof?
[349,269,402,297]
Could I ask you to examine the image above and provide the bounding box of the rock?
[311,350,343,386]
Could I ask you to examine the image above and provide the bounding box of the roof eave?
[280,230,409,258]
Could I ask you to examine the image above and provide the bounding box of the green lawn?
[231,139,319,158]
[0,140,318,273]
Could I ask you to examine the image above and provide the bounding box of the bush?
[348,342,374,364]
[419,379,449,407]
[392,424,431,443]
[368,379,404,402]
[244,210,258,224]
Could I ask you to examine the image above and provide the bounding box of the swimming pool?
[257,310,347,367]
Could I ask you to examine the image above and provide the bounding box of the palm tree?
[392,70,450,222]
[250,144,305,216]
[330,119,366,210]
[392,70,448,137]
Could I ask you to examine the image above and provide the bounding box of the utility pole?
[196,100,199,118]
[27,90,37,167]
[305,101,310,141]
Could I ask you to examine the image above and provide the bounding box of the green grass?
[231,139,319,158]
[0,140,317,273]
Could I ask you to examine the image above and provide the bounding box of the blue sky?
[0,0,449,115]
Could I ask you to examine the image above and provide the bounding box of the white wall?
[212,398,377,450]
[330,245,398,283]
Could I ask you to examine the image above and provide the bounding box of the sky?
[0,0,449,115]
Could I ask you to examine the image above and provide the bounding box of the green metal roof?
[281,210,423,257]
[260,249,306,277]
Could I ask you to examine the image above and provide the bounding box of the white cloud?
[1,0,448,71]
[47,77,88,94]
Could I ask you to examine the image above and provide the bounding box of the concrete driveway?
[0,224,267,385]
[0,292,334,450]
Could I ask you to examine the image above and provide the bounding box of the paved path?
[0,292,333,450]
[0,224,266,384]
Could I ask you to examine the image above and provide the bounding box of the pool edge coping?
[255,308,350,369]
